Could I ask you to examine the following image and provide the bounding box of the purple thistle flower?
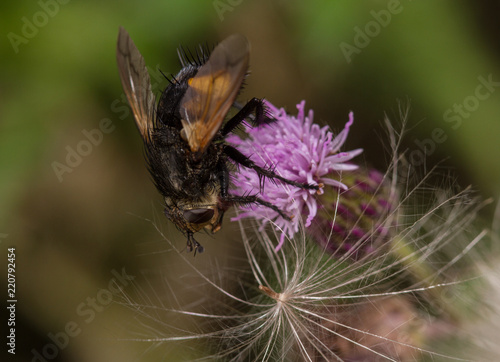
[227,100,363,251]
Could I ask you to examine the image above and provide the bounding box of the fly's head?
[164,190,224,237]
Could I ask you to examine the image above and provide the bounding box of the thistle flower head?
[227,100,363,250]
[122,110,492,362]
[309,167,399,260]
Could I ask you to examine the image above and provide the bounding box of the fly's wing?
[116,27,155,142]
[179,34,249,155]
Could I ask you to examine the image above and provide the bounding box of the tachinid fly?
[116,27,319,254]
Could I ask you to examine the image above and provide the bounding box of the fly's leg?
[224,145,320,191]
[221,98,274,136]
[221,195,292,221]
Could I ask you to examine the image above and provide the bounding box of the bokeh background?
[1,0,499,361]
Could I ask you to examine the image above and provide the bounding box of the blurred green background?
[1,0,499,360]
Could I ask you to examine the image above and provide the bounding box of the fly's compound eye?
[183,208,215,224]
